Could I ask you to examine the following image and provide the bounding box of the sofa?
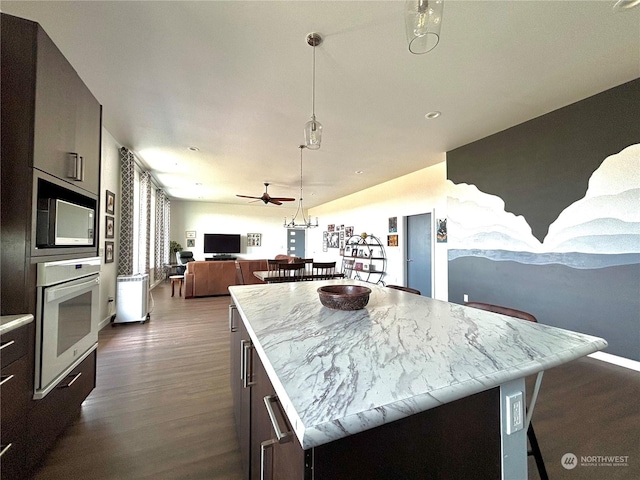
[274,254,302,263]
[184,260,238,298]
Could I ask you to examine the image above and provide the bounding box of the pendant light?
[405,0,444,55]
[304,33,323,150]
[284,146,319,229]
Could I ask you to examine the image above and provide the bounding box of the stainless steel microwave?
[36,198,95,247]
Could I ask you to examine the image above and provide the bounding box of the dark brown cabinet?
[1,12,100,478]
[32,23,101,196]
[229,306,305,480]
[229,305,251,477]
[1,322,33,480]
[1,13,100,268]
[26,350,96,471]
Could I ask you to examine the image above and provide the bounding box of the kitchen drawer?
[0,420,27,480]
[0,325,29,369]
[1,355,30,431]
[27,350,96,470]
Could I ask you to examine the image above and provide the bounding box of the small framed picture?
[389,217,397,233]
[105,241,114,263]
[363,264,370,272]
[247,233,262,247]
[186,231,196,239]
[388,234,398,247]
[186,238,195,248]
[354,262,363,271]
[105,190,115,215]
[105,216,115,239]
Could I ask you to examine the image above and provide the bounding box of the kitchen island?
[229,280,607,479]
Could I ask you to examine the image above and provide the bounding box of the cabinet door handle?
[263,395,292,444]
[260,439,277,480]
[77,155,85,182]
[242,341,256,388]
[59,372,82,388]
[228,304,237,332]
[68,153,84,181]
[0,340,15,351]
[0,374,14,387]
[0,443,12,458]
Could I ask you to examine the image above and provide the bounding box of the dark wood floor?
[29,282,639,479]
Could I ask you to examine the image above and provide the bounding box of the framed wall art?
[105,190,115,215]
[105,241,114,263]
[105,216,115,239]
[186,238,195,248]
[389,217,397,233]
[247,233,262,247]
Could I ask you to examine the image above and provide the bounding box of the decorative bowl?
[317,285,372,311]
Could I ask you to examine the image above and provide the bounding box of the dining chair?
[299,258,313,275]
[464,301,548,480]
[386,285,421,295]
[275,262,305,282]
[312,262,336,280]
[267,259,287,279]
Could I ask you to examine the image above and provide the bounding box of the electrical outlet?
[463,294,469,302]
[506,392,524,434]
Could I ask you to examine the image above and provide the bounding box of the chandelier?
[284,146,319,229]
[303,33,323,150]
[405,0,444,55]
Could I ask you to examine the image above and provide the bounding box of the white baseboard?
[98,315,113,331]
[588,351,640,372]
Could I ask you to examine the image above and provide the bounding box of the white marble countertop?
[1,313,34,335]
[229,280,607,450]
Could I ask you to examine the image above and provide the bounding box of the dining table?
[253,269,344,283]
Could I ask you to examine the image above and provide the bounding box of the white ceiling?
[3,1,639,208]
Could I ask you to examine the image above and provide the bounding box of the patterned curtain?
[139,171,152,274]
[154,189,171,281]
[118,147,135,276]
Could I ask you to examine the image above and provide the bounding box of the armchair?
[176,251,194,275]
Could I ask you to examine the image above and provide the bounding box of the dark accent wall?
[447,79,640,360]
[448,79,640,242]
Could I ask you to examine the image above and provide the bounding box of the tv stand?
[207,255,237,261]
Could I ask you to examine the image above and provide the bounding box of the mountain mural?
[448,145,640,263]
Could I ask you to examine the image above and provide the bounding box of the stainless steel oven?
[35,257,101,399]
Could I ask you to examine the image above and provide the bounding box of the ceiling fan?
[236,182,295,206]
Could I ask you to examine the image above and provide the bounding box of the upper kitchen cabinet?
[32,21,102,195]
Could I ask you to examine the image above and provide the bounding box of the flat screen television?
[203,233,241,254]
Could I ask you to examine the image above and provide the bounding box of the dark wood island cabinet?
[229,281,606,480]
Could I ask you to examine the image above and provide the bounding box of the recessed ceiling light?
[195,183,202,186]
[425,111,441,119]
[188,146,200,151]
[355,170,364,175]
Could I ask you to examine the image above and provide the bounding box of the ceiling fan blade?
[268,199,283,205]
[236,194,262,200]
[269,197,296,202]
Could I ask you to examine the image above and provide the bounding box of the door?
[287,229,305,258]
[406,213,432,297]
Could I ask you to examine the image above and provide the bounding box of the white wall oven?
[35,257,100,399]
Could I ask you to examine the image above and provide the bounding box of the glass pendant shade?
[405,0,444,55]
[304,116,322,150]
